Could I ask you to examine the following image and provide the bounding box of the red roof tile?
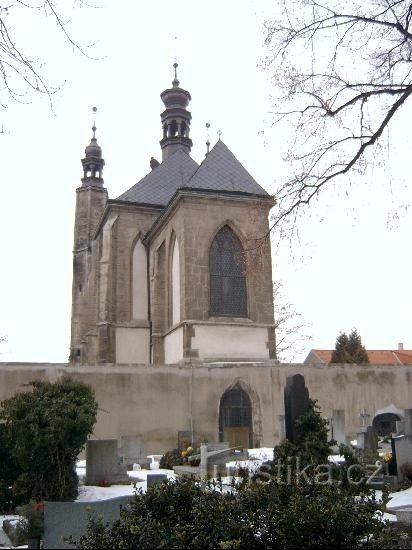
[307,349,412,365]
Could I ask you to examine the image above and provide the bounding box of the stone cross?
[360,408,370,427]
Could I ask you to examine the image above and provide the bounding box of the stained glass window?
[210,226,247,316]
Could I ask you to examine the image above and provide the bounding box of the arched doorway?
[219,386,252,448]
[372,413,400,437]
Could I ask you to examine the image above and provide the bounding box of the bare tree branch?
[265,0,412,232]
[0,0,96,112]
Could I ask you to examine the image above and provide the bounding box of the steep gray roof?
[117,148,199,206]
[117,140,269,206]
[188,140,269,196]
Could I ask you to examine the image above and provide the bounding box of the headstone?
[404,409,412,436]
[284,374,310,444]
[390,410,412,481]
[364,426,378,453]
[43,496,132,549]
[85,439,129,486]
[389,436,398,476]
[332,410,346,445]
[147,473,168,488]
[178,431,192,453]
[119,435,144,469]
[396,419,405,435]
[356,427,367,450]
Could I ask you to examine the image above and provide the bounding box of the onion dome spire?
[159,62,193,161]
[81,107,105,186]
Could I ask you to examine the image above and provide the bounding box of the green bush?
[0,378,97,502]
[0,424,23,512]
[75,477,389,549]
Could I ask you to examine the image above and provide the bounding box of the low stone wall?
[1,362,412,453]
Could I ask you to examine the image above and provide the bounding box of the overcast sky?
[0,0,410,363]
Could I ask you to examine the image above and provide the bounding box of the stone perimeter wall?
[1,362,411,454]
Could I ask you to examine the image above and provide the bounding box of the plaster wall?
[115,327,150,364]
[191,324,270,361]
[2,363,412,455]
[164,327,184,364]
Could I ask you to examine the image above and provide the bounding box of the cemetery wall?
[1,362,412,454]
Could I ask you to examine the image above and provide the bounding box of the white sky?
[0,0,411,363]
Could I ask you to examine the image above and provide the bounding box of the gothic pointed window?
[210,225,247,316]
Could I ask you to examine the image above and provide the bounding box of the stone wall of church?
[148,193,276,363]
[73,203,160,365]
[1,362,412,456]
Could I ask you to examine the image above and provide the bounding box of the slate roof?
[116,140,270,207]
[305,349,412,366]
[117,148,199,206]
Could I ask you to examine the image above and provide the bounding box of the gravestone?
[332,409,345,445]
[119,435,144,469]
[392,410,412,481]
[147,473,168,488]
[85,439,129,485]
[284,374,310,444]
[364,425,378,453]
[178,430,192,453]
[43,496,133,549]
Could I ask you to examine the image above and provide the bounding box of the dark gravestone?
[389,437,398,476]
[364,426,378,453]
[284,374,310,444]
[147,473,168,488]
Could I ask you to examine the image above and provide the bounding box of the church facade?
[70,65,276,369]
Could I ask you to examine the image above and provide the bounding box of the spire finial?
[217,129,222,141]
[172,61,180,88]
[205,122,211,156]
[92,106,97,139]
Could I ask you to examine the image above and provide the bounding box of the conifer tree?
[347,329,369,364]
[330,330,369,364]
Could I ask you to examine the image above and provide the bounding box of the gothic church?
[70,64,276,369]
[2,67,407,455]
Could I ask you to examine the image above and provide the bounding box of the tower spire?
[172,61,180,88]
[81,107,105,186]
[159,63,193,161]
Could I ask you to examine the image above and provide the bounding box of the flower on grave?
[383,452,392,463]
[181,450,188,458]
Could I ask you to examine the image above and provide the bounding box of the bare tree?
[274,281,312,362]
[265,0,412,230]
[0,1,93,110]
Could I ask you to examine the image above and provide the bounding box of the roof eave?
[143,187,276,245]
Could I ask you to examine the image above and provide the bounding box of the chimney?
[398,342,404,351]
[150,157,160,170]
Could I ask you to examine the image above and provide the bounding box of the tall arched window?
[132,238,148,320]
[210,225,247,316]
[171,237,181,325]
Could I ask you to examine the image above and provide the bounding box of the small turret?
[81,108,105,185]
[159,63,193,161]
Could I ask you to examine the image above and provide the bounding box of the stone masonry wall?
[1,363,412,454]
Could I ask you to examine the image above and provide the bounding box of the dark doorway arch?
[219,386,252,448]
[372,413,400,437]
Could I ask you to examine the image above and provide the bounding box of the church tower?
[159,63,192,161]
[70,118,108,363]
